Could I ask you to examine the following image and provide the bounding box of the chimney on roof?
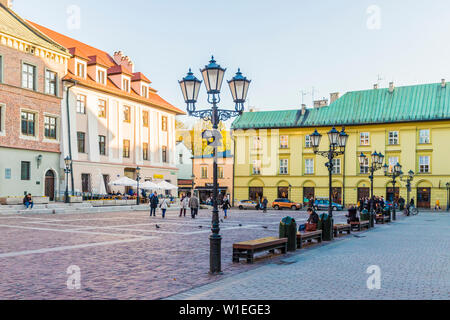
[441,79,446,88]
[0,0,13,9]
[374,84,379,90]
[389,82,395,93]
[113,51,134,73]
[301,104,307,115]
[314,99,328,108]
[330,92,340,104]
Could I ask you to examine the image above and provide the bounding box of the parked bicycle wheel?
[411,207,419,215]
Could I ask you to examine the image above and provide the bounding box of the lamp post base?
[209,233,222,274]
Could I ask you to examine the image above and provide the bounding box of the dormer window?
[97,69,106,85]
[76,62,86,78]
[142,85,148,98]
[123,78,130,92]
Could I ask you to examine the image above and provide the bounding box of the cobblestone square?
[1,209,448,300]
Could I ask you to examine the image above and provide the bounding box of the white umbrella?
[157,180,178,191]
[109,176,138,187]
[97,173,107,195]
[140,180,159,191]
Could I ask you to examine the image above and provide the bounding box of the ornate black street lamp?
[179,57,251,274]
[383,162,403,221]
[310,127,349,241]
[64,156,72,204]
[359,151,384,226]
[400,170,415,215]
[136,167,141,205]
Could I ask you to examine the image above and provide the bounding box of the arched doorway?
[45,170,56,201]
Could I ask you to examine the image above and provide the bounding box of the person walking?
[222,195,231,219]
[180,193,190,217]
[160,197,169,219]
[262,197,268,213]
[150,192,159,217]
[189,193,199,219]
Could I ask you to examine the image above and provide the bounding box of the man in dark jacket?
[150,192,159,217]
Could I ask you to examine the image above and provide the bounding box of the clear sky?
[12,0,450,123]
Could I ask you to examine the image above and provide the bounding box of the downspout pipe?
[62,79,78,196]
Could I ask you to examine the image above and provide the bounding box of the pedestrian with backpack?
[150,192,159,217]
[160,197,169,219]
[222,195,231,219]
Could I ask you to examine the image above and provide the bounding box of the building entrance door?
[45,170,55,201]
[417,188,431,208]
[332,187,342,204]
[358,187,370,202]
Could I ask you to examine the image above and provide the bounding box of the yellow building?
[232,82,450,209]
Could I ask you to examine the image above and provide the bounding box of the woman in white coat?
[160,197,169,219]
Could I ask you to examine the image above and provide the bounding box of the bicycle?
[404,205,419,216]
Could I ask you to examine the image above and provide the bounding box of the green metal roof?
[232,82,450,129]
[231,109,301,129]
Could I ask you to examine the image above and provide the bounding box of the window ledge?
[20,135,38,141]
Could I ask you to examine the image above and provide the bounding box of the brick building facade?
[0,2,70,198]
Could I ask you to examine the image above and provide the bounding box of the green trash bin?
[319,214,334,241]
[279,216,297,252]
[360,209,371,228]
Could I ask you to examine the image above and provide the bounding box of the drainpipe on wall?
[62,79,78,196]
[343,150,346,207]
[232,136,236,207]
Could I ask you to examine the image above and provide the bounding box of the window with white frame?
[76,62,85,78]
[280,159,289,174]
[388,131,399,145]
[419,156,430,173]
[44,116,57,139]
[388,156,399,173]
[97,69,106,85]
[76,95,86,114]
[305,135,312,148]
[123,78,130,92]
[305,158,314,174]
[45,70,57,96]
[253,136,262,150]
[332,158,341,174]
[360,157,369,174]
[142,85,148,98]
[21,111,36,136]
[22,63,36,90]
[360,132,370,146]
[252,159,261,175]
[280,135,289,149]
[419,129,430,144]
[201,166,208,179]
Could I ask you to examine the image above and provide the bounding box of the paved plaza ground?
[0,207,448,300]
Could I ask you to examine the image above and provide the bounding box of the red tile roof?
[132,72,152,83]
[28,21,184,115]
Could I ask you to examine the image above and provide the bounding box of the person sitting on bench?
[23,194,34,209]
[346,205,359,224]
[299,208,319,232]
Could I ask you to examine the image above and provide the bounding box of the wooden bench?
[296,230,322,249]
[350,221,370,231]
[376,215,391,224]
[233,237,288,264]
[334,224,351,237]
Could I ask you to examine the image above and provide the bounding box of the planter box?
[90,200,104,207]
[103,200,116,206]
[34,197,50,204]
[126,200,136,205]
[115,200,128,206]
[0,197,22,205]
[69,197,83,203]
